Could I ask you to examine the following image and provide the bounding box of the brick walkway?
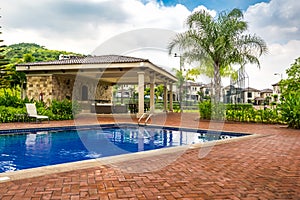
[0,113,299,199]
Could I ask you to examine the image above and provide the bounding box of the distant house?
[272,82,281,102]
[223,85,243,104]
[242,87,261,104]
[183,80,281,105]
[184,81,204,101]
[260,88,273,98]
[260,88,273,104]
[200,83,213,98]
[222,85,240,103]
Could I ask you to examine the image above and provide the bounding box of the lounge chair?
[25,103,49,123]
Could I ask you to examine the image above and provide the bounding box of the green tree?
[23,53,35,62]
[0,24,12,88]
[0,45,11,88]
[280,57,300,96]
[279,57,300,129]
[172,67,196,112]
[144,85,165,100]
[3,43,83,89]
[168,8,267,103]
[155,84,164,100]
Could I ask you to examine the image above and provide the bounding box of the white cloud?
[1,0,191,53]
[192,5,217,17]
[120,1,185,29]
[244,40,300,89]
[241,0,300,89]
[245,0,300,44]
[1,0,299,90]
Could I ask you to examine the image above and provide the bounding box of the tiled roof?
[272,82,280,86]
[200,83,213,88]
[242,87,261,92]
[17,55,149,66]
[260,88,273,93]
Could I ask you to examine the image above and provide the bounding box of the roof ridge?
[17,54,149,66]
[90,54,149,61]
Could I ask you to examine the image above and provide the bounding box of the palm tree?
[172,67,196,112]
[168,8,268,103]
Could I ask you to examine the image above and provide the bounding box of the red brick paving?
[0,112,299,199]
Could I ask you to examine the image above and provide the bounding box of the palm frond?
[167,8,268,102]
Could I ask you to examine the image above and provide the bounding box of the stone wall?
[95,81,112,102]
[72,76,112,102]
[26,75,53,103]
[26,74,112,104]
[52,75,75,101]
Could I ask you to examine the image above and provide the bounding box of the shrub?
[198,101,225,120]
[279,92,300,129]
[49,99,80,120]
[172,101,181,113]
[0,98,80,123]
[225,103,253,110]
[197,102,282,124]
[0,106,26,123]
[0,91,25,108]
[224,104,253,122]
[198,101,212,119]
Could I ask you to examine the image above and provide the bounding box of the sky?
[1,0,300,90]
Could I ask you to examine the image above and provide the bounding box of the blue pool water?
[0,125,247,173]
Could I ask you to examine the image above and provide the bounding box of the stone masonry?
[26,74,112,105]
[26,75,53,104]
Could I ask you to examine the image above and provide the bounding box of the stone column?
[137,71,145,118]
[163,83,168,112]
[150,74,155,113]
[169,83,173,112]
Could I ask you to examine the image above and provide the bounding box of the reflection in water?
[105,128,204,151]
[25,134,36,147]
[0,127,241,173]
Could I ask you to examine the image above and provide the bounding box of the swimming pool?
[0,124,248,173]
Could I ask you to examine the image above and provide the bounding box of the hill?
[5,43,83,64]
[1,43,83,88]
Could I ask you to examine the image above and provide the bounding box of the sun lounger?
[25,103,49,123]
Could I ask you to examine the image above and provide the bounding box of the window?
[247,92,252,98]
[205,89,210,95]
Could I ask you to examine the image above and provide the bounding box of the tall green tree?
[0,24,12,88]
[280,57,300,96]
[172,66,196,112]
[0,43,11,88]
[168,8,268,103]
[279,57,300,129]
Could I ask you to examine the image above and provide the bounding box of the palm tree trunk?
[212,63,223,120]
[213,63,221,103]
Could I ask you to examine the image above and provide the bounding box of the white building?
[272,82,281,103]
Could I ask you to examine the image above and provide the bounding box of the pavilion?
[16,55,177,117]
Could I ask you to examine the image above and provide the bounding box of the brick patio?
[0,113,299,199]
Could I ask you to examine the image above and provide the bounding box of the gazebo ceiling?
[16,55,177,84]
